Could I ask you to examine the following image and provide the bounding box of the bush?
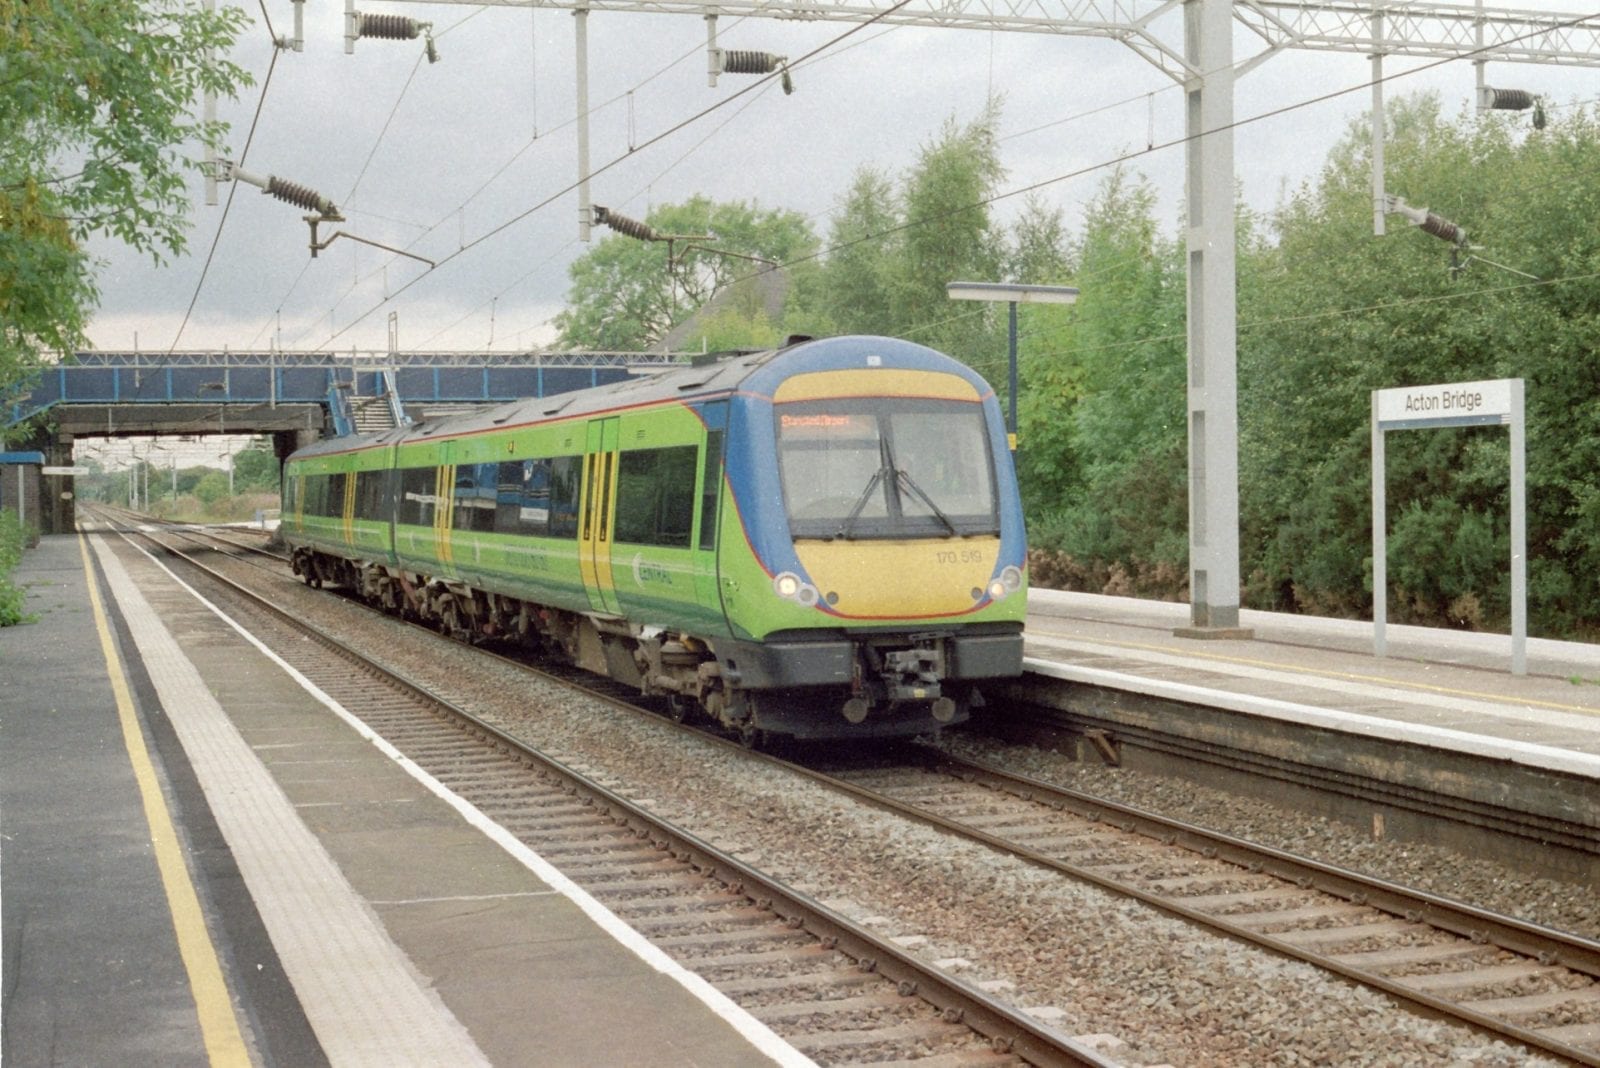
[0,509,33,627]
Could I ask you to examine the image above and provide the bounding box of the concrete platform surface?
[1025,588,1600,774]
[3,532,808,1067]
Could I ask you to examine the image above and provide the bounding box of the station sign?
[41,465,89,476]
[1375,379,1515,430]
[1370,377,1526,674]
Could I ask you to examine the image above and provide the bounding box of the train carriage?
[282,335,1027,741]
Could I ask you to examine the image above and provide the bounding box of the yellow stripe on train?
[793,537,1003,618]
[773,368,983,403]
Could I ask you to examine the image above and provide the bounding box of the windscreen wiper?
[836,435,894,539]
[895,468,959,537]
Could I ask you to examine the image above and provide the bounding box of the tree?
[1031,167,1188,590]
[193,469,230,506]
[1,0,251,439]
[820,167,901,337]
[233,439,281,492]
[555,197,818,349]
[889,103,1008,363]
[1239,93,1600,634]
[1008,194,1074,285]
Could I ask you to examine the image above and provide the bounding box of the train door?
[341,468,358,549]
[692,402,729,632]
[579,417,621,615]
[432,463,456,576]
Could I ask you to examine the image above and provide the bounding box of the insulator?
[722,50,781,75]
[1419,212,1464,245]
[359,13,420,40]
[267,176,336,216]
[1484,87,1535,111]
[596,207,660,242]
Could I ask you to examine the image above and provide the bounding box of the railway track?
[105,512,1600,1063]
[813,750,1600,1066]
[99,515,1115,1067]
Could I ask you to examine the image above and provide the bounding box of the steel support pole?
[1007,300,1019,450]
[1371,11,1386,236]
[1181,0,1246,634]
[1371,391,1387,657]
[575,6,593,242]
[1510,379,1526,674]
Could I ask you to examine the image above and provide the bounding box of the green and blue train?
[281,334,1027,741]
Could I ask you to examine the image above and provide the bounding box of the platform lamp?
[946,282,1079,451]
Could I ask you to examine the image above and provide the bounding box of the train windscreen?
[776,398,998,539]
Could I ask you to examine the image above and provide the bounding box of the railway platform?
[1019,589,1600,880]
[0,532,807,1067]
[1023,589,1600,765]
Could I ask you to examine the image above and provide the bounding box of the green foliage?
[193,470,230,506]
[1240,94,1600,634]
[892,103,1009,360]
[556,197,818,349]
[560,97,1600,636]
[1024,168,1188,589]
[232,441,281,492]
[0,508,33,626]
[1,0,251,438]
[820,168,901,337]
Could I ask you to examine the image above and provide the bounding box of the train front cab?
[713,350,1027,739]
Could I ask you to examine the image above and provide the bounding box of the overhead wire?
[424,64,790,350]
[166,3,282,354]
[281,9,770,349]
[243,4,1600,353]
[710,10,1600,321]
[312,0,928,348]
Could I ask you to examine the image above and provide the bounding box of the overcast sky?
[82,0,1600,358]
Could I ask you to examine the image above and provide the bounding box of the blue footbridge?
[3,349,679,533]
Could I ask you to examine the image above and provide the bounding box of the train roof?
[290,335,983,459]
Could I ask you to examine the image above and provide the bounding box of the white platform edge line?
[118,535,815,1068]
[1028,588,1600,670]
[1023,656,1600,779]
[1025,632,1600,735]
[94,535,492,1068]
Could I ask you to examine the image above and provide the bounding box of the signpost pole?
[1372,378,1525,674]
[1371,392,1386,658]
[1510,379,1526,674]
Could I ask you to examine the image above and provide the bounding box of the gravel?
[929,732,1600,944]
[239,565,1581,1066]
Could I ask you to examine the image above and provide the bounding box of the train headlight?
[986,566,1024,603]
[773,571,820,606]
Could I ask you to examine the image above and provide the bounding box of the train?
[280,334,1027,742]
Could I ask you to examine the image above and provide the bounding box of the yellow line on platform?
[1028,625,1600,718]
[79,534,251,1067]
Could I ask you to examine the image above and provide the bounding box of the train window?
[397,466,438,526]
[354,470,388,521]
[325,472,347,517]
[548,455,582,538]
[493,458,553,536]
[614,445,696,548]
[698,430,723,552]
[453,463,498,532]
[303,474,324,517]
[776,398,998,539]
